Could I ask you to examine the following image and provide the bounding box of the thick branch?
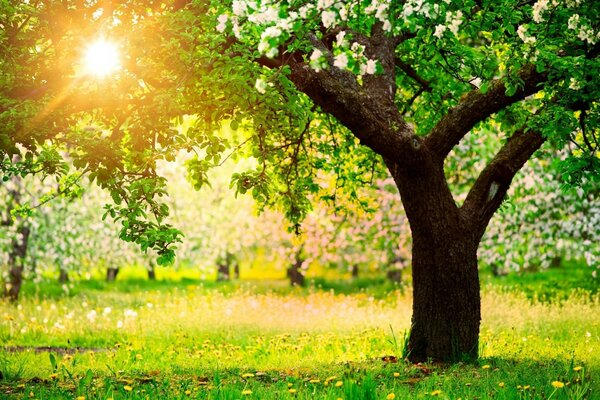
[461,127,545,239]
[287,59,420,164]
[424,65,546,161]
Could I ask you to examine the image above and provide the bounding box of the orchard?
[0,1,599,398]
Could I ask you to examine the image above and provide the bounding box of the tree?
[1,1,598,362]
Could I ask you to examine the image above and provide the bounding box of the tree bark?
[408,232,480,362]
[106,267,119,282]
[387,156,481,363]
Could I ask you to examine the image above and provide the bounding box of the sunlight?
[83,38,120,77]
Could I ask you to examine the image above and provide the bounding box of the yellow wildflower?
[498,382,505,388]
[482,364,490,370]
[551,381,565,388]
[77,397,85,400]
[289,388,297,394]
[393,372,400,377]
[573,366,583,372]
[309,379,320,384]
[335,381,343,387]
[386,394,396,400]
[242,373,255,378]
[431,390,442,396]
[124,385,133,392]
[242,389,252,395]
[135,354,143,360]
[185,389,191,395]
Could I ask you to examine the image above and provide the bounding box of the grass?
[0,266,598,399]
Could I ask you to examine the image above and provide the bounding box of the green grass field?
[1,267,598,399]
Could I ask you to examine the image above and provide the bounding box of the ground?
[0,266,598,399]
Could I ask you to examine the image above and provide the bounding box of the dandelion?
[499,382,505,388]
[289,388,297,394]
[242,373,255,378]
[573,366,583,372]
[124,385,133,392]
[386,394,396,400]
[551,381,565,388]
[77,397,85,400]
[431,390,442,396]
[335,381,343,387]
[393,372,400,377]
[185,389,192,395]
[309,379,320,384]
[482,364,491,370]
[242,389,252,395]
[135,353,143,360]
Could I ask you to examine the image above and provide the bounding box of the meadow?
[0,267,598,399]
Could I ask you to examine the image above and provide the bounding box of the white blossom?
[517,25,536,44]
[568,14,580,30]
[255,78,268,94]
[232,1,248,17]
[336,31,346,47]
[321,10,337,28]
[216,14,228,33]
[333,53,349,69]
[434,24,446,39]
[532,0,549,23]
[365,59,377,75]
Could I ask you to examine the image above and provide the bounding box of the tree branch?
[460,126,546,239]
[395,57,432,92]
[424,65,546,161]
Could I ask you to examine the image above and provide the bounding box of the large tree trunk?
[388,158,481,363]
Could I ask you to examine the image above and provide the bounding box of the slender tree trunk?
[106,267,119,282]
[216,263,230,281]
[386,269,402,283]
[5,225,30,302]
[287,255,305,287]
[147,263,156,280]
[351,264,359,278]
[233,262,240,279]
[59,269,69,283]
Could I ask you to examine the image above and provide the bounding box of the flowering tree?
[2,1,598,362]
[262,175,411,286]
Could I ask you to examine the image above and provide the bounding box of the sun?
[83,39,121,78]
